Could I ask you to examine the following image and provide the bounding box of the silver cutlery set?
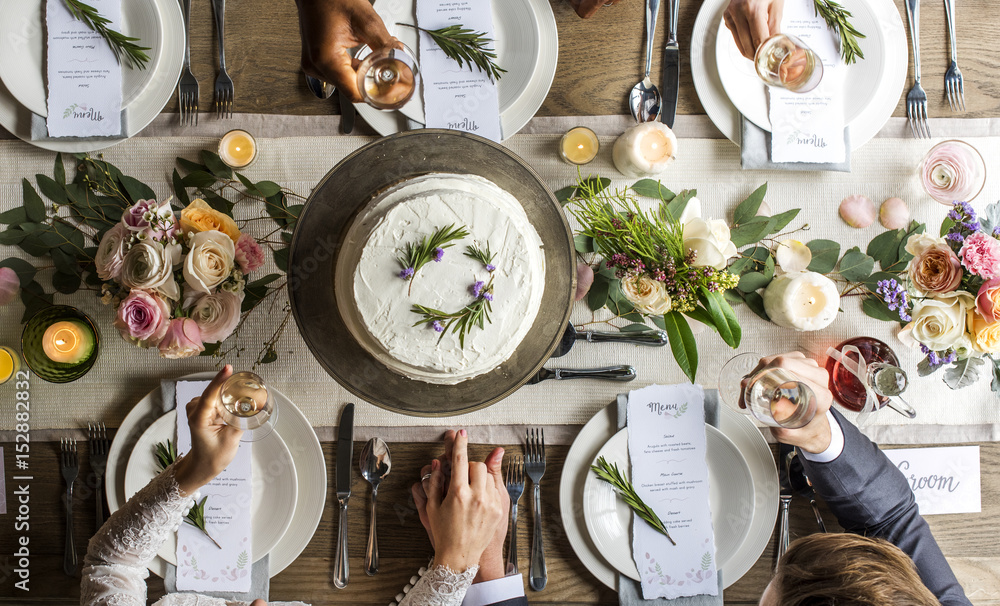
[776,443,827,569]
[505,428,548,590]
[177,0,235,126]
[59,424,112,576]
[630,0,680,125]
[304,74,358,135]
[904,0,966,139]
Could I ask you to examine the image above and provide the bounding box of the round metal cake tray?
[287,130,575,417]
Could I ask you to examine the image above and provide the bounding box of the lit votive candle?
[42,321,91,364]
[219,129,257,169]
[0,345,20,384]
[560,126,600,165]
[612,122,678,178]
[762,271,840,332]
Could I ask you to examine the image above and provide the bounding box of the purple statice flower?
[486,263,496,272]
[483,292,494,302]
[433,247,445,262]
[927,351,941,366]
[945,232,966,244]
[961,221,982,233]
[942,351,958,365]
[993,226,1000,237]
[919,343,931,355]
[953,201,977,222]
[399,267,415,279]
[876,279,912,322]
[471,280,485,298]
[432,320,444,332]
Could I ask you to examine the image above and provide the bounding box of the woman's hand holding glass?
[173,365,243,495]
[724,0,785,59]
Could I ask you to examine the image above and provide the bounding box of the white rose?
[683,217,738,270]
[120,240,179,301]
[184,230,235,294]
[905,290,975,351]
[621,274,672,315]
[903,233,947,258]
[190,290,244,343]
[95,222,129,281]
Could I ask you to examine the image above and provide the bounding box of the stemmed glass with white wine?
[218,371,278,442]
[355,42,420,110]
[719,352,819,429]
[754,33,824,93]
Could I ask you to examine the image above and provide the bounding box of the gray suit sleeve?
[797,408,971,606]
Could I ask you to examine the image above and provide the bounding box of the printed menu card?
[175,381,253,592]
[768,0,846,164]
[45,0,123,138]
[627,384,718,599]
[416,0,502,141]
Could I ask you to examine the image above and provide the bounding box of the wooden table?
[3,439,998,605]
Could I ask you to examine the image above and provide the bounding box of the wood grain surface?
[1,439,997,604]
[168,0,1000,120]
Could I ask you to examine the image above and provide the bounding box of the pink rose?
[977,277,1000,323]
[190,290,243,343]
[95,223,130,281]
[908,241,963,295]
[158,318,205,359]
[234,234,265,273]
[959,232,1000,279]
[122,199,177,243]
[113,289,171,347]
[0,267,19,306]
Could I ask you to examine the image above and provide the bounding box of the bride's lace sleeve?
[396,564,478,606]
[80,461,193,606]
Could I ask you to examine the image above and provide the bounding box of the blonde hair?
[774,533,939,606]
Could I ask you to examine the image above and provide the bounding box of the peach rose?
[976,277,1000,323]
[179,199,241,243]
[967,310,1000,354]
[906,238,963,295]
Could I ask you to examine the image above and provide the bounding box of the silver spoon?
[360,437,391,575]
[305,75,335,99]
[628,0,663,122]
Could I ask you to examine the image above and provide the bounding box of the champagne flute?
[719,352,819,429]
[218,371,278,442]
[355,43,419,110]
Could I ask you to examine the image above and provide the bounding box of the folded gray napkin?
[615,390,725,606]
[29,108,129,141]
[159,379,270,603]
[740,115,851,172]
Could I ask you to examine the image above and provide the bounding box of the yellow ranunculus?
[179,199,241,243]
[967,310,1000,354]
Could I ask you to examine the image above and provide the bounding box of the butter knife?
[661,0,680,128]
[527,365,636,385]
[776,443,794,571]
[339,90,356,134]
[333,403,355,588]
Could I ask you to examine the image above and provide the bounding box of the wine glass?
[754,34,824,93]
[354,43,419,110]
[218,371,278,442]
[719,352,819,429]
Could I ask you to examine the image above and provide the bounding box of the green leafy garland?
[62,0,151,70]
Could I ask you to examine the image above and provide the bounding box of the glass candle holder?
[560,127,600,165]
[219,129,257,169]
[21,306,100,383]
[920,140,987,205]
[0,345,21,385]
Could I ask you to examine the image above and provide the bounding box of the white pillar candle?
[762,271,840,331]
[612,122,678,178]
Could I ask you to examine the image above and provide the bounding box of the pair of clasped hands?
[293,0,785,103]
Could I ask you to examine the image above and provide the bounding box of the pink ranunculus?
[234,234,265,273]
[959,231,1000,279]
[123,199,177,243]
[113,289,172,347]
[122,199,158,232]
[95,223,130,282]
[190,290,243,343]
[977,277,1000,323]
[158,318,205,359]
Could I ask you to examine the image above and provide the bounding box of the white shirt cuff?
[461,574,524,606]
[799,410,844,464]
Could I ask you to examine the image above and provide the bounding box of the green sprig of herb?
[398,23,506,81]
[62,0,151,70]
[411,276,494,348]
[464,243,496,271]
[153,440,222,549]
[813,0,866,65]
[590,456,676,545]
[398,224,470,294]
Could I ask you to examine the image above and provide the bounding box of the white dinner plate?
[691,0,907,150]
[123,410,297,567]
[582,426,754,581]
[0,0,163,117]
[560,398,778,590]
[0,0,183,152]
[357,0,558,140]
[106,374,327,578]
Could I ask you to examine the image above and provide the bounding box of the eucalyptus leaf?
[119,175,156,204]
[265,192,289,227]
[200,150,234,180]
[52,271,81,294]
[177,157,209,174]
[806,239,840,273]
[662,311,698,383]
[200,190,233,214]
[36,175,69,206]
[862,296,903,322]
[50,247,79,275]
[982,203,1000,235]
[273,247,289,272]
[838,247,875,282]
[631,179,675,201]
[732,183,768,225]
[765,208,800,234]
[663,189,696,221]
[896,222,925,268]
[763,255,775,281]
[724,289,744,306]
[236,172,261,197]
[729,218,771,248]
[19,280,53,323]
[181,170,218,189]
[743,291,770,322]
[737,271,770,293]
[991,356,1000,393]
[54,153,66,185]
[866,228,904,270]
[589,274,610,311]
[0,228,27,246]
[22,179,45,222]
[255,181,282,198]
[261,347,279,364]
[554,185,576,205]
[651,315,666,330]
[943,356,986,390]
[246,273,282,289]
[0,207,27,226]
[574,234,596,254]
[864,271,903,295]
[172,169,190,206]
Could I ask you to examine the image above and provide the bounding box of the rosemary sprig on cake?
[412,276,495,348]
[398,224,470,294]
[813,0,866,64]
[62,0,152,69]
[590,456,676,545]
[465,243,497,272]
[398,23,506,81]
[154,439,222,548]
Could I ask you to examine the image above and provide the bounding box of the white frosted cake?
[337,174,546,385]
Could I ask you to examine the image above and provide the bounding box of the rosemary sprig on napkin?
[398,23,506,81]
[398,224,470,294]
[590,456,676,545]
[813,0,866,64]
[62,0,151,70]
[411,276,494,348]
[154,440,222,548]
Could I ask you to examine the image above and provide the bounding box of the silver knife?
[334,403,355,588]
[776,443,794,571]
[339,90,356,134]
[661,0,680,128]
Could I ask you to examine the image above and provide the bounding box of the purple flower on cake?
[959,231,1000,279]
[432,320,444,332]
[399,267,414,279]
[433,247,445,262]
[158,318,205,359]
[486,263,496,272]
[483,292,494,302]
[113,289,172,347]
[472,280,485,298]
[235,234,265,273]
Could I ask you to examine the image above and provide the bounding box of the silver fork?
[503,455,525,576]
[524,429,547,591]
[904,0,931,138]
[88,423,109,531]
[61,439,79,576]
[177,0,198,125]
[943,0,965,112]
[212,0,234,118]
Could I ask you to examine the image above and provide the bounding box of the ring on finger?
[421,473,433,482]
